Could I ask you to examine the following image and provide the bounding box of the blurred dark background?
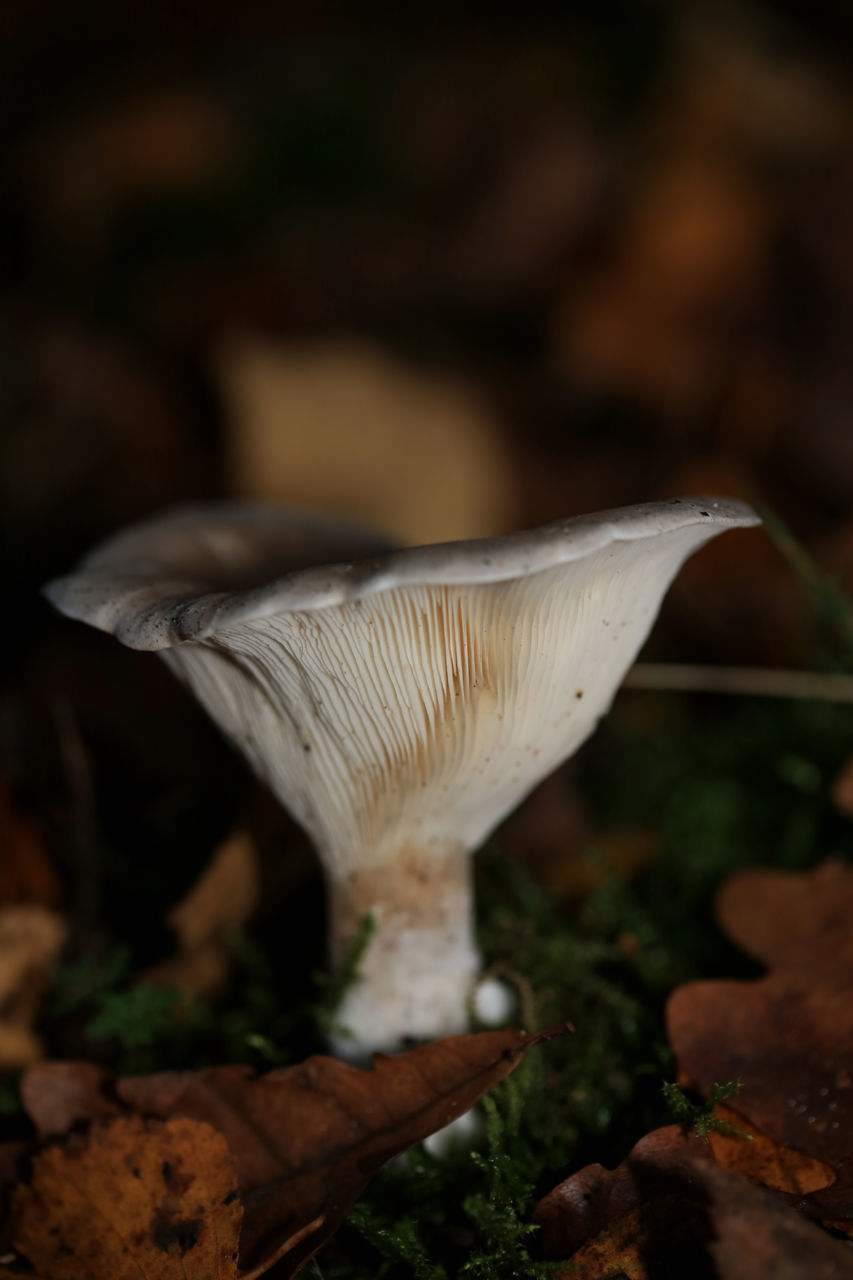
[2,0,853,971]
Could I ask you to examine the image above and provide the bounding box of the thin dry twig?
[625,663,853,703]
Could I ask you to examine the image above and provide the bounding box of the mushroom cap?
[44,498,759,876]
[43,504,398,651]
[45,497,757,651]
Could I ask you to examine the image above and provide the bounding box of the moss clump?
[661,1080,752,1142]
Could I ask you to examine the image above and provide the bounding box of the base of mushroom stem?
[327,844,481,1059]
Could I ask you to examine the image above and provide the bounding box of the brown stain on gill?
[356,587,499,843]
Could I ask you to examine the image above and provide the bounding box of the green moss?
[85,984,181,1052]
[661,1080,752,1142]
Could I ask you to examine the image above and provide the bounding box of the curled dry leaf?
[2,1114,241,1280]
[533,1125,853,1280]
[668,861,853,1232]
[16,1025,564,1278]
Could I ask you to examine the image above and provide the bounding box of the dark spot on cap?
[575,690,584,699]
[700,510,710,517]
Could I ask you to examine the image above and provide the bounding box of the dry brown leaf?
[3,1115,241,1280]
[167,831,260,953]
[219,338,517,545]
[715,860,853,980]
[19,1025,563,1277]
[20,1060,119,1135]
[668,861,853,1232]
[0,908,67,1012]
[0,1025,44,1073]
[144,830,260,999]
[708,1105,835,1196]
[0,905,66,1069]
[831,758,853,819]
[533,1124,853,1280]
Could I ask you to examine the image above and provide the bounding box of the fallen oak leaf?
[2,1114,242,1280]
[659,1082,834,1193]
[533,1125,715,1261]
[18,1024,567,1277]
[708,1104,835,1197]
[668,861,853,1231]
[714,859,853,980]
[533,1124,853,1279]
[670,975,853,1227]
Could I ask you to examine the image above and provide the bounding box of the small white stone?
[471,976,516,1026]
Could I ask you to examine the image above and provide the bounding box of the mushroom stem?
[327,844,479,1058]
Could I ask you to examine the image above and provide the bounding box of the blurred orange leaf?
[668,861,853,1232]
[533,1124,853,1279]
[143,830,260,1000]
[15,1025,563,1277]
[2,1115,242,1280]
[0,905,66,1070]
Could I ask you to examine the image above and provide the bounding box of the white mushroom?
[44,497,758,1055]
